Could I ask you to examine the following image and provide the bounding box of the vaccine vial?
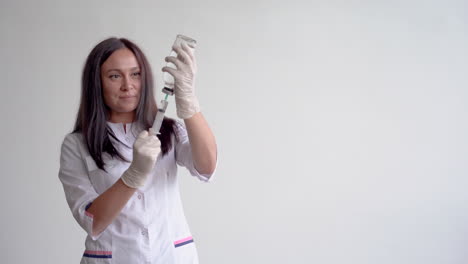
[163,34,197,90]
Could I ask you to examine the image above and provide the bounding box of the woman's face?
[100,48,142,123]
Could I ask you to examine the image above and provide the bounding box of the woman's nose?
[120,76,133,91]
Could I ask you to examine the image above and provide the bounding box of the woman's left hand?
[162,42,200,119]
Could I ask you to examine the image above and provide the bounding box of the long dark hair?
[73,37,175,171]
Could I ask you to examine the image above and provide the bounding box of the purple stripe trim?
[175,239,194,248]
[83,253,112,259]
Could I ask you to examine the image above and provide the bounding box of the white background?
[1,0,467,263]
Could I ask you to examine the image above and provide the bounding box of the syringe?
[151,87,174,135]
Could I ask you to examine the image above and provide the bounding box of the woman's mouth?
[120,95,136,99]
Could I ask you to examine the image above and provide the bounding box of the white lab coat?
[58,121,216,264]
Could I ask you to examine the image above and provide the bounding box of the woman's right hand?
[121,129,161,188]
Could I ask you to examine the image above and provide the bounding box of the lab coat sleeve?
[58,133,102,240]
[174,121,217,182]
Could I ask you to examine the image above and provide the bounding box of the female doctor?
[58,37,217,264]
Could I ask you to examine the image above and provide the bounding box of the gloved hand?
[162,42,200,119]
[121,129,161,188]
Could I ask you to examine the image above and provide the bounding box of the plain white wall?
[1,0,467,263]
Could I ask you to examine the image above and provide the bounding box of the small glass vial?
[163,34,197,90]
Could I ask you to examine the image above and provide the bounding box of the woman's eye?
[109,74,120,79]
[132,72,141,77]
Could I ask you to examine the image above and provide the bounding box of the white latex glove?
[162,42,200,119]
[121,129,161,188]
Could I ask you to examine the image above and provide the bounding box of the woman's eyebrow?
[106,67,140,73]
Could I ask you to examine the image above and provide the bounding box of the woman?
[58,37,217,264]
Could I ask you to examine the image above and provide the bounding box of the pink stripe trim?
[84,250,112,255]
[174,236,193,245]
[85,211,94,218]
